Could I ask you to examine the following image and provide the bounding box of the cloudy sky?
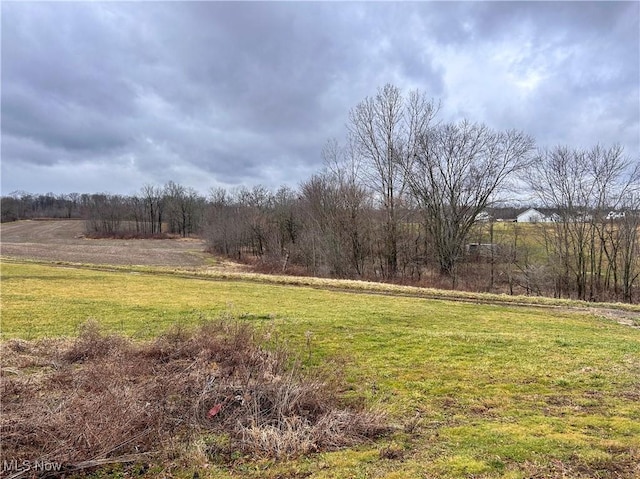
[2,1,638,196]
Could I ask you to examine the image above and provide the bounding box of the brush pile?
[1,318,389,474]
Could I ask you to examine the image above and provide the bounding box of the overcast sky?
[2,1,638,196]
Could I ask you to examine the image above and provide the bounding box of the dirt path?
[0,220,212,267]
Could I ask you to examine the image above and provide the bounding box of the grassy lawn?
[2,261,640,478]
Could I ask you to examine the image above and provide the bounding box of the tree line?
[2,84,638,302]
[2,182,205,238]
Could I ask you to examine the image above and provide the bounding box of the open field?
[0,220,218,268]
[2,259,640,478]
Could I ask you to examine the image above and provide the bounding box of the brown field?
[0,220,214,267]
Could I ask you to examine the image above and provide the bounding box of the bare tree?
[323,139,372,276]
[299,138,373,278]
[85,194,125,235]
[239,185,273,257]
[348,84,437,279]
[405,120,534,282]
[141,184,165,235]
[300,173,345,276]
[271,185,303,270]
[164,181,205,237]
[127,195,146,235]
[527,144,639,301]
[206,187,240,258]
[616,193,640,302]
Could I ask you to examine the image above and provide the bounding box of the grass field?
[2,260,640,478]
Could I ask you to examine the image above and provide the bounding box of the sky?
[1,1,639,196]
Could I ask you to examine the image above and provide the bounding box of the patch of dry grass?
[0,318,389,475]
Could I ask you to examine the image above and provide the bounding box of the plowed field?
[0,220,210,267]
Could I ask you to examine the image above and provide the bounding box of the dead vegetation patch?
[0,318,390,476]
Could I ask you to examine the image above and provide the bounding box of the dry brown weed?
[0,318,389,476]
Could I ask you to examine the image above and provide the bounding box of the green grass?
[5,256,639,313]
[2,261,640,478]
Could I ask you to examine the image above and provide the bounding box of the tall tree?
[348,84,437,279]
[405,120,534,281]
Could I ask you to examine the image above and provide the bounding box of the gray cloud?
[1,1,638,195]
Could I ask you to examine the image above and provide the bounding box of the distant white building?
[516,208,555,223]
[474,211,492,222]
